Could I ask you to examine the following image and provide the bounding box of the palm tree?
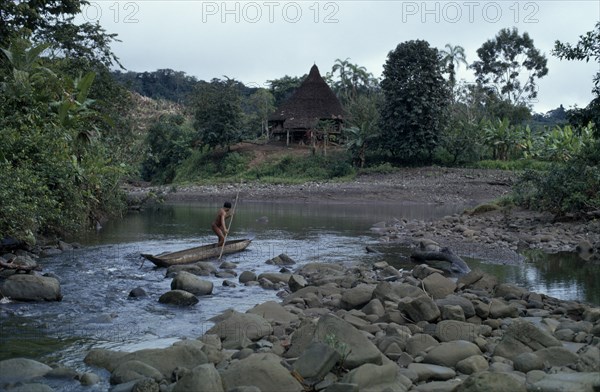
[440,44,467,87]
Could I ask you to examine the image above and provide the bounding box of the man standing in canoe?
[212,201,233,246]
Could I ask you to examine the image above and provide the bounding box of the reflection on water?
[0,200,598,391]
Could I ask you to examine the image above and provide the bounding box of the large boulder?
[315,314,383,369]
[173,363,223,392]
[493,320,561,360]
[246,301,298,325]
[206,311,272,342]
[171,271,213,296]
[405,334,440,356]
[527,372,600,392]
[398,295,440,323]
[293,342,340,381]
[373,282,425,303]
[257,272,290,284]
[0,358,52,386]
[220,353,303,392]
[110,360,163,384]
[341,284,375,309]
[455,371,526,392]
[158,290,198,306]
[435,295,476,319]
[422,273,456,299]
[117,344,208,378]
[1,274,62,301]
[341,362,407,392]
[423,340,482,368]
[435,320,479,342]
[407,363,456,382]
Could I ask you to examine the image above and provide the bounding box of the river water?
[1,201,598,391]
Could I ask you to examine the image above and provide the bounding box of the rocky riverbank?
[3,257,599,391]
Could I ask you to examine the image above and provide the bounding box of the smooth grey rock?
[129,287,147,298]
[132,377,159,392]
[408,363,456,382]
[412,379,463,392]
[494,320,561,360]
[315,314,383,369]
[398,295,440,323]
[257,272,290,284]
[512,352,544,373]
[341,362,406,392]
[456,355,489,375]
[488,298,518,318]
[110,360,163,384]
[422,273,456,299]
[528,372,600,392]
[238,270,257,283]
[80,372,100,386]
[361,298,386,317]
[293,341,340,381]
[325,383,359,392]
[576,345,600,372]
[435,320,479,342]
[6,383,54,392]
[440,304,466,321]
[0,358,52,385]
[341,284,375,309]
[247,301,298,325]
[206,311,272,341]
[158,290,199,306]
[220,353,303,392]
[494,283,527,300]
[266,253,296,265]
[1,274,62,301]
[171,271,213,295]
[423,340,482,368]
[455,371,526,392]
[288,274,308,292]
[405,333,440,356]
[172,363,223,392]
[534,346,579,367]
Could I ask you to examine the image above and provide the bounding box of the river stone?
[247,301,298,325]
[79,372,100,386]
[493,283,528,300]
[412,264,442,279]
[373,281,425,303]
[221,353,303,392]
[173,363,223,392]
[488,298,519,318]
[442,304,467,321]
[206,310,272,341]
[398,295,441,323]
[583,307,600,323]
[493,319,561,360]
[436,295,476,318]
[288,274,308,292]
[528,372,600,392]
[110,360,163,384]
[1,274,62,301]
[315,314,383,369]
[455,371,526,392]
[407,363,456,382]
[341,284,375,309]
[341,362,406,392]
[158,290,199,306]
[422,273,456,299]
[558,320,594,334]
[293,341,340,381]
[423,340,482,368]
[362,298,386,317]
[117,344,208,378]
[132,378,159,392]
[239,270,257,283]
[435,320,479,342]
[512,352,544,373]
[534,346,579,367]
[458,269,498,292]
[266,253,296,265]
[0,358,52,385]
[405,333,440,356]
[129,287,147,298]
[257,272,291,284]
[456,355,489,374]
[576,345,600,372]
[171,271,213,295]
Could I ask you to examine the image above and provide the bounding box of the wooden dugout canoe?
[141,239,252,268]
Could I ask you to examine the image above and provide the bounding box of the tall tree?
[471,28,548,106]
[440,44,467,87]
[328,58,378,102]
[553,22,600,136]
[192,78,244,150]
[379,40,451,161]
[0,0,121,67]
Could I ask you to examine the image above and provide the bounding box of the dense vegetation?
[1,1,598,245]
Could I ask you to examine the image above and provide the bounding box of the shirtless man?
[212,202,232,246]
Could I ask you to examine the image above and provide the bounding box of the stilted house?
[268,65,344,145]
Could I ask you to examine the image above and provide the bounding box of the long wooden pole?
[218,182,241,260]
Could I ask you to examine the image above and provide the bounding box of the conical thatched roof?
[269,65,343,129]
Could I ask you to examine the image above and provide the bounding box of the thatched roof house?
[268,65,344,144]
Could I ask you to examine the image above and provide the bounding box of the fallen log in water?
[411,247,471,274]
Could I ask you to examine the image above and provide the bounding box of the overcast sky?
[82,0,599,113]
